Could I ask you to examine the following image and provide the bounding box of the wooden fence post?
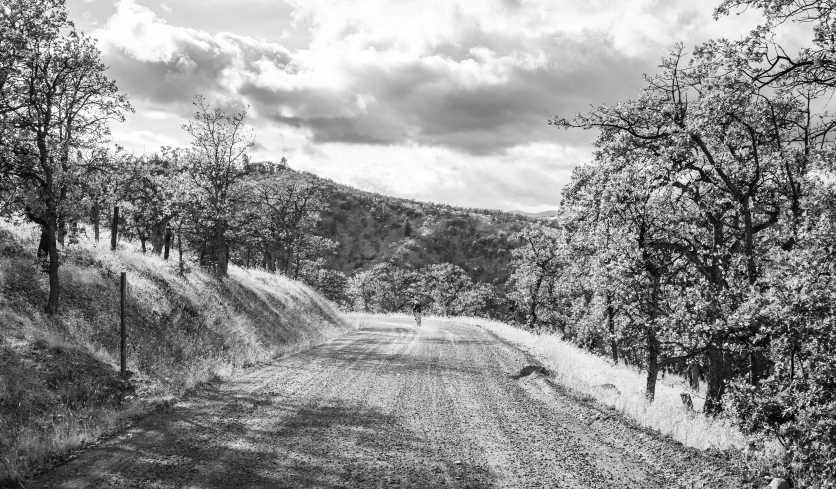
[111,206,119,251]
[120,272,127,377]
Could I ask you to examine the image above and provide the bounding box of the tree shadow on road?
[29,384,495,489]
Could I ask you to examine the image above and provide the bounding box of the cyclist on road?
[412,301,422,327]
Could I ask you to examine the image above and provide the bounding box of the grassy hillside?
[0,220,351,486]
[306,172,543,286]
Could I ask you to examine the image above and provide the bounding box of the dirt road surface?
[29,316,745,489]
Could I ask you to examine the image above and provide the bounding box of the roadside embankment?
[0,221,352,486]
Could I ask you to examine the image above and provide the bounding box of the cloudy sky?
[66,0,783,212]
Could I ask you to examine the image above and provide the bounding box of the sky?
[65,0,791,212]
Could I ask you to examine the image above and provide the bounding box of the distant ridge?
[511,210,558,218]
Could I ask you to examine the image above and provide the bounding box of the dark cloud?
[242,34,652,155]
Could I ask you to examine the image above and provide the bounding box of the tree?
[420,263,473,316]
[120,149,183,255]
[298,260,349,306]
[182,95,253,278]
[241,170,332,277]
[347,270,379,313]
[0,0,131,313]
[74,145,124,243]
[508,225,565,328]
[455,282,501,318]
[561,158,699,402]
[552,42,815,411]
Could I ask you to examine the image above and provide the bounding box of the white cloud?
[281,141,581,211]
[160,3,171,13]
[112,129,180,154]
[91,0,802,210]
[143,110,176,120]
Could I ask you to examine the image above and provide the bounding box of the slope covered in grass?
[0,221,351,485]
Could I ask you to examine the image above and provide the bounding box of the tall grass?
[0,220,353,484]
[450,316,747,451]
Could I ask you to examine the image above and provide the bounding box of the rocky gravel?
[28,316,746,488]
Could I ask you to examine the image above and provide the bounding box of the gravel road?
[29,316,745,489]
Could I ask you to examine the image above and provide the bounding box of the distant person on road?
[412,301,422,327]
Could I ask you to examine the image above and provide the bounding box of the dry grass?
[449,316,748,451]
[0,220,353,485]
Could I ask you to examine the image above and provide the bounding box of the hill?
[294,170,548,287]
[0,220,351,485]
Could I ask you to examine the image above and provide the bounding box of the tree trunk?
[163,229,172,260]
[215,222,228,277]
[704,344,726,415]
[57,184,67,247]
[37,228,49,261]
[92,201,100,242]
[140,236,147,254]
[749,349,767,386]
[264,249,276,272]
[177,225,184,275]
[110,206,119,251]
[643,265,662,402]
[151,220,168,255]
[363,290,372,313]
[528,275,543,328]
[605,297,618,363]
[645,325,659,402]
[285,248,293,275]
[688,361,700,391]
[58,213,66,246]
[46,216,60,314]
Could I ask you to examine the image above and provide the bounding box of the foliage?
[520,1,836,484]
[181,95,253,277]
[344,260,501,317]
[238,169,334,278]
[0,0,132,313]
[508,225,566,329]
